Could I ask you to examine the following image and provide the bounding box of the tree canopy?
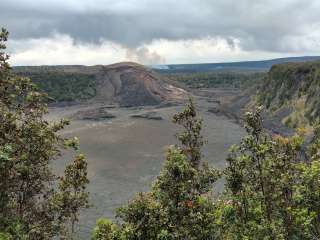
[92,104,320,240]
[0,29,89,239]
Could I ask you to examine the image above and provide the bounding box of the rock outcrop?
[130,111,163,120]
[94,62,187,106]
[72,107,116,121]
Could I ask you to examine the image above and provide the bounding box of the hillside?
[256,61,320,128]
[14,62,187,106]
[94,62,186,106]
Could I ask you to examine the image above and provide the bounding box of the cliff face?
[14,62,187,106]
[257,61,320,127]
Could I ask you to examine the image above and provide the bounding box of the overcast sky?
[2,0,320,65]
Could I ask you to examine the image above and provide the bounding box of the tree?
[91,101,320,240]
[0,29,89,239]
[173,98,205,169]
[221,107,320,239]
[92,99,220,240]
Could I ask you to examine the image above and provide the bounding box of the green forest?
[1,28,320,240]
[16,71,96,102]
[165,71,265,89]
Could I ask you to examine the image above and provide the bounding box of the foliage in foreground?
[92,99,220,239]
[220,107,320,239]
[0,29,89,239]
[93,103,320,240]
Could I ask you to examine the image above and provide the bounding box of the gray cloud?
[2,0,320,53]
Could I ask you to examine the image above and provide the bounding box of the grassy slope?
[257,61,320,128]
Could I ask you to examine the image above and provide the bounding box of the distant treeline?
[163,71,266,89]
[18,71,96,102]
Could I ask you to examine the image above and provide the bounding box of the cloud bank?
[2,0,320,65]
